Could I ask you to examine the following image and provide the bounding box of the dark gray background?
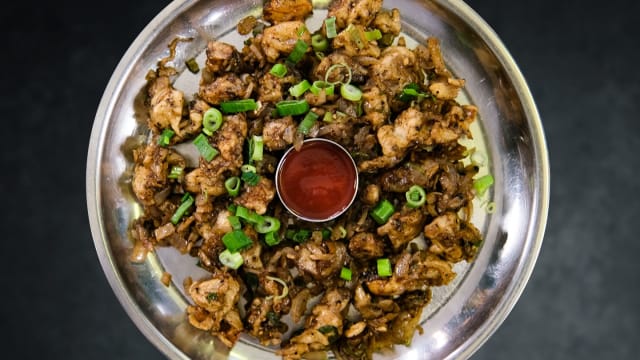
[2,0,638,358]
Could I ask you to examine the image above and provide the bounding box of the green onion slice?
[399,83,427,102]
[377,258,392,277]
[158,128,175,147]
[220,99,258,114]
[202,108,223,136]
[286,229,311,243]
[242,170,260,186]
[405,185,427,208]
[193,133,219,162]
[325,16,337,39]
[228,215,242,230]
[276,99,310,116]
[224,176,241,197]
[287,39,309,64]
[310,81,335,96]
[340,83,362,101]
[473,174,494,196]
[347,25,365,49]
[298,111,319,135]
[219,249,244,269]
[289,79,311,97]
[168,166,183,179]
[311,33,328,52]
[241,164,257,173]
[170,193,194,224]
[340,267,352,281]
[255,216,281,234]
[324,63,352,85]
[235,205,264,225]
[185,57,200,74]
[265,231,281,246]
[222,229,253,252]
[370,199,395,225]
[323,111,333,123]
[249,135,264,162]
[364,29,382,41]
[270,63,287,78]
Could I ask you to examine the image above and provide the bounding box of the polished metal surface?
[86,0,549,359]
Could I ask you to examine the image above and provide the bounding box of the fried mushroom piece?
[424,212,481,262]
[199,73,256,105]
[289,240,349,280]
[261,21,311,63]
[327,0,383,32]
[147,76,184,135]
[278,288,351,360]
[377,207,427,251]
[233,177,276,215]
[263,0,313,24]
[131,143,184,206]
[262,116,296,150]
[348,232,384,260]
[187,272,244,348]
[205,40,246,76]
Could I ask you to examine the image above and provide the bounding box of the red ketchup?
[276,138,358,222]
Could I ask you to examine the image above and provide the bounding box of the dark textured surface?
[1,0,638,359]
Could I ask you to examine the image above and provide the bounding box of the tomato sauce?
[276,139,358,221]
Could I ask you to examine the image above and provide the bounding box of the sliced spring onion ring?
[370,199,395,225]
[264,231,281,246]
[241,164,257,173]
[340,83,362,101]
[168,166,183,179]
[486,201,497,213]
[202,108,223,135]
[220,99,258,114]
[405,185,427,208]
[228,215,242,230]
[249,135,264,161]
[222,229,254,252]
[158,128,175,147]
[340,267,352,281]
[185,57,200,74]
[365,29,382,41]
[235,205,264,225]
[287,39,309,64]
[255,216,281,234]
[310,80,335,96]
[270,63,287,78]
[298,111,319,135]
[325,16,337,39]
[276,99,310,116]
[377,258,392,277]
[241,171,260,186]
[323,111,333,123]
[324,63,352,85]
[289,79,311,97]
[473,174,494,196]
[266,276,289,300]
[311,33,328,52]
[219,249,244,269]
[224,176,241,196]
[193,133,219,162]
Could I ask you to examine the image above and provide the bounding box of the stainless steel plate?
[86,0,549,359]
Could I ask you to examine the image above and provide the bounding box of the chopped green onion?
[228,204,237,213]
[265,231,281,246]
[340,83,362,101]
[321,228,332,239]
[287,39,309,64]
[225,176,241,196]
[486,201,497,213]
[323,111,333,122]
[325,16,337,39]
[235,205,264,225]
[158,128,175,147]
[276,100,309,116]
[310,81,335,96]
[171,193,194,224]
[405,185,427,208]
[399,83,427,102]
[241,164,257,173]
[298,111,319,135]
[266,275,289,300]
[222,229,253,252]
[340,267,352,281]
[347,25,365,49]
[337,225,347,239]
[193,133,219,162]
[241,170,260,186]
[365,29,382,41]
[311,33,328,52]
[377,258,392,277]
[289,79,311,97]
[228,215,242,230]
[297,24,308,36]
[219,249,244,269]
[185,57,200,74]
[324,63,352,85]
[473,174,494,196]
[370,199,395,225]
[286,229,311,243]
[202,108,223,136]
[168,166,183,179]
[270,63,287,78]
[255,216,281,234]
[249,135,264,161]
[220,99,258,114]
